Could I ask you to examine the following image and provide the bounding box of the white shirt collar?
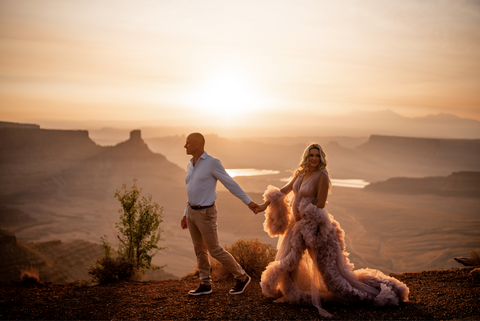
[190,151,208,165]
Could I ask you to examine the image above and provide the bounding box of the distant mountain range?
[318,110,480,139]
[2,120,479,188]
[144,133,480,182]
[84,110,480,146]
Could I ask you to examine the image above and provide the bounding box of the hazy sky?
[1,0,480,130]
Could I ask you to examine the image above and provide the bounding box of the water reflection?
[227,169,370,189]
[280,177,370,189]
[226,168,280,177]
[330,179,370,189]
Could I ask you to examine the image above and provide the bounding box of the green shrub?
[211,238,277,280]
[114,179,166,273]
[88,179,166,284]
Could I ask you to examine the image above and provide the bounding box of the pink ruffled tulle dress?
[260,171,409,318]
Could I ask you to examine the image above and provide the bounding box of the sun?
[187,70,268,119]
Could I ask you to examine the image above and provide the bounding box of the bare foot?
[274,296,286,303]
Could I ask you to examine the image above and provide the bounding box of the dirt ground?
[1,267,479,320]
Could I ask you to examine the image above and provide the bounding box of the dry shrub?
[20,266,39,283]
[470,249,480,266]
[88,256,135,284]
[211,238,277,280]
[76,279,92,287]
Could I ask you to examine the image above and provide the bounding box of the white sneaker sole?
[229,276,251,295]
[188,289,212,296]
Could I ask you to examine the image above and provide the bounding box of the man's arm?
[181,216,188,229]
[212,159,257,211]
[181,202,188,229]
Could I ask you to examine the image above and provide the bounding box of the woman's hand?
[255,202,269,214]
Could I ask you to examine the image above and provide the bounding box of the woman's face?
[307,148,321,169]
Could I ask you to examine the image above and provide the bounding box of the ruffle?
[260,191,410,318]
[262,186,294,237]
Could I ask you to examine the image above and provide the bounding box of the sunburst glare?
[186,69,270,120]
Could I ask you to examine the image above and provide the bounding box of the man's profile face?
[184,135,198,155]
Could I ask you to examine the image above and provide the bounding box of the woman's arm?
[315,174,329,209]
[256,176,296,213]
[279,176,296,195]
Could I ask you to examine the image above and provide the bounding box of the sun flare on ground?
[186,69,269,121]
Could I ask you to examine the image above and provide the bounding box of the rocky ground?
[1,267,479,320]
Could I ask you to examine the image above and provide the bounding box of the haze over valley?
[1,121,479,282]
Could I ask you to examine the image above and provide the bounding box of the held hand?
[255,202,268,214]
[181,216,188,229]
[248,201,258,214]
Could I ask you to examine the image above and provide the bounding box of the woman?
[255,143,409,318]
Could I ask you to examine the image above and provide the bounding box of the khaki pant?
[187,204,246,285]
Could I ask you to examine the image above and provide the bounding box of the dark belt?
[189,202,215,210]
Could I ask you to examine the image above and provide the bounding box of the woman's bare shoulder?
[316,171,330,184]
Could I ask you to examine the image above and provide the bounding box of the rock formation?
[365,171,480,198]
[0,123,185,203]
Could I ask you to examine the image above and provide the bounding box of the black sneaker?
[229,275,251,295]
[188,284,212,296]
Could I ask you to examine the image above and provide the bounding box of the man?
[181,133,258,296]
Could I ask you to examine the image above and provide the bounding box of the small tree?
[114,179,166,273]
[89,179,166,283]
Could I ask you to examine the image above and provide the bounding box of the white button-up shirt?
[184,152,252,216]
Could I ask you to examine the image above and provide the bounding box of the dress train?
[260,186,409,318]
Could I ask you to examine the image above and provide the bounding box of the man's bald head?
[184,132,205,158]
[188,133,205,147]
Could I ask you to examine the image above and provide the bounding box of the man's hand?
[181,216,188,229]
[248,201,258,214]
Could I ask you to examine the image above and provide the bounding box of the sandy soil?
[1,267,479,320]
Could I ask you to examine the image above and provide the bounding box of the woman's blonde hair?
[293,143,332,191]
